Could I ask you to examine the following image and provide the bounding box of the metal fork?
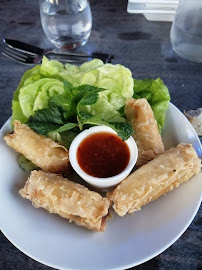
[2,46,43,64]
[2,46,90,64]
[2,40,114,65]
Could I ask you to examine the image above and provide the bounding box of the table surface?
[0,0,201,269]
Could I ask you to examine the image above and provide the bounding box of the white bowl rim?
[69,125,138,188]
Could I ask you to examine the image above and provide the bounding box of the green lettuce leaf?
[11,57,170,147]
[133,78,170,131]
[11,65,41,126]
[12,57,134,126]
[18,154,38,171]
[27,81,133,141]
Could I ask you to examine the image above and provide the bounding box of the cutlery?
[2,38,114,64]
[2,46,91,64]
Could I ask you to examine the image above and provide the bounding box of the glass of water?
[39,0,92,49]
[170,0,202,63]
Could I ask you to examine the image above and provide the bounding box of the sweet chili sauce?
[77,132,130,178]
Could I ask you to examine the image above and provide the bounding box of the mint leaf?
[49,94,70,112]
[27,81,131,144]
[29,106,63,125]
[77,85,105,93]
[78,112,133,141]
[110,122,134,141]
[27,103,76,135]
[76,87,104,120]
[64,80,74,98]
[64,91,86,119]
[28,122,61,135]
[48,123,78,134]
[79,92,99,106]
[78,111,92,121]
[48,82,105,121]
[60,130,80,148]
[118,105,125,117]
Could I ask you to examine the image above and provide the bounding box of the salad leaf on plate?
[11,57,170,146]
[78,112,133,141]
[11,57,135,143]
[11,65,41,125]
[133,78,170,131]
[18,154,38,171]
[27,104,78,136]
[12,57,134,125]
[27,81,133,141]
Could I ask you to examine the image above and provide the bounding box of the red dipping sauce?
[77,132,130,178]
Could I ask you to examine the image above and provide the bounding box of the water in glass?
[40,0,92,49]
[170,0,202,63]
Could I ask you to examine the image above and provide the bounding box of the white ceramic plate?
[0,103,201,270]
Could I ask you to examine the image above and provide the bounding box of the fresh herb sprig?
[28,81,133,142]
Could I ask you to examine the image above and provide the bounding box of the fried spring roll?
[19,170,111,232]
[125,98,165,167]
[4,121,70,175]
[107,144,201,216]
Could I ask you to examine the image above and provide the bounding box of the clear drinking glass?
[39,0,92,49]
[170,0,202,63]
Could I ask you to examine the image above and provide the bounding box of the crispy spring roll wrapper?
[125,98,165,167]
[107,144,201,217]
[19,170,111,232]
[4,120,70,175]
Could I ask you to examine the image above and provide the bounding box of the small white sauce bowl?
[69,125,138,190]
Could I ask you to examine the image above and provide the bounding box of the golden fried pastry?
[125,98,165,167]
[4,120,70,175]
[19,170,111,232]
[107,144,201,216]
